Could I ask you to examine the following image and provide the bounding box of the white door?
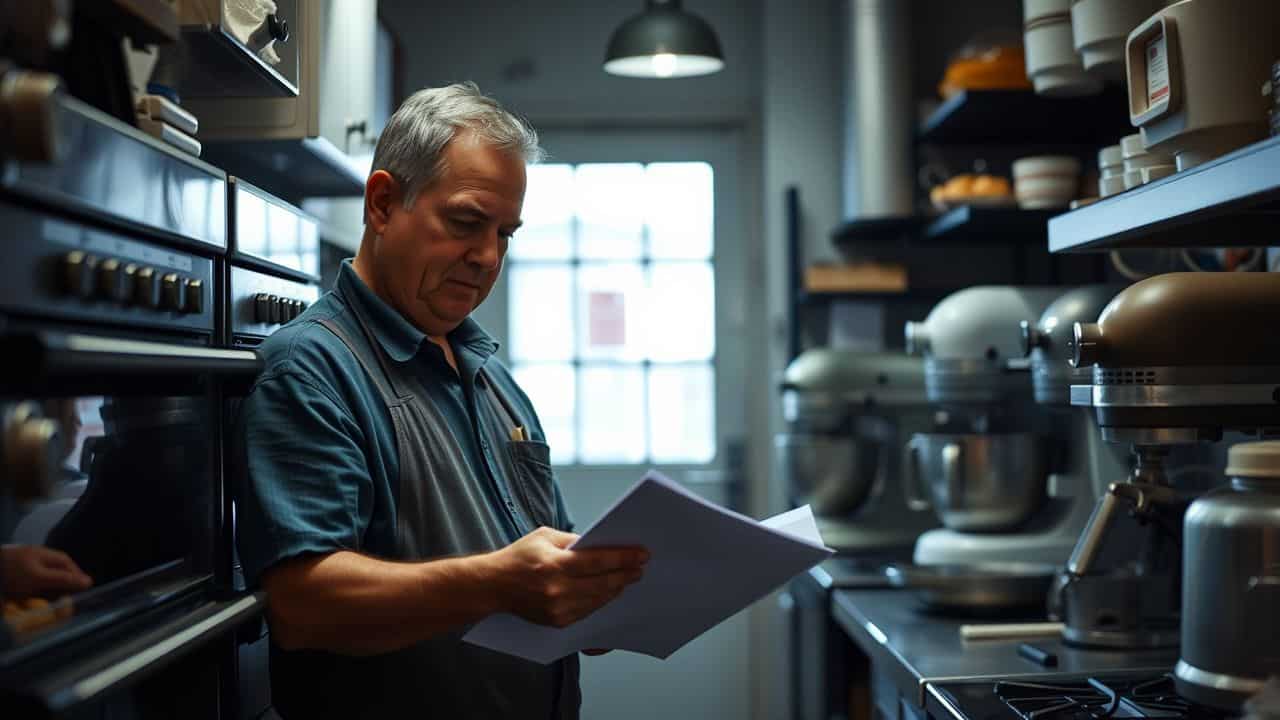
[475,128,756,719]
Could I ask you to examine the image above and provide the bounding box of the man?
[234,83,647,719]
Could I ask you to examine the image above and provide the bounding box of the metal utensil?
[884,562,1057,611]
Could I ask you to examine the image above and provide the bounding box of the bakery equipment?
[902,286,1074,575]
[903,432,1047,532]
[884,562,1058,613]
[1061,273,1280,650]
[777,349,939,555]
[1127,0,1280,170]
[1175,440,1280,711]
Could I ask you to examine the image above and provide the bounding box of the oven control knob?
[253,293,271,323]
[61,251,98,299]
[133,266,159,308]
[267,294,281,324]
[3,402,62,501]
[284,299,299,322]
[183,278,204,314]
[161,272,187,312]
[96,257,127,303]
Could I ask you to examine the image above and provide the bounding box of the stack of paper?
[463,471,833,664]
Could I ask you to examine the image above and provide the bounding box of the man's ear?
[365,170,400,234]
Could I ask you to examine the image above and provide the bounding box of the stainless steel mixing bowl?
[903,432,1048,531]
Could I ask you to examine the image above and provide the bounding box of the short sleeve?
[234,370,374,587]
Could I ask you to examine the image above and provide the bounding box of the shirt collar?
[335,260,499,364]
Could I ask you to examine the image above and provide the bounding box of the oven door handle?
[34,593,266,712]
[11,332,262,376]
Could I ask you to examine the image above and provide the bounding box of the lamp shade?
[603,0,725,78]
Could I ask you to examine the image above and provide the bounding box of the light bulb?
[651,53,677,78]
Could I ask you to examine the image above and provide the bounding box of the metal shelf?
[201,137,365,201]
[1048,135,1280,253]
[918,88,1132,146]
[922,205,1057,245]
[180,25,299,98]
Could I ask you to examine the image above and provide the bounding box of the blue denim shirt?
[234,260,572,587]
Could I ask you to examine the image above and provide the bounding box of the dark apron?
[270,302,579,720]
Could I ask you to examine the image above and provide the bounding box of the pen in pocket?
[509,425,527,442]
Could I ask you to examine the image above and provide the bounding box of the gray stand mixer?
[777,349,939,556]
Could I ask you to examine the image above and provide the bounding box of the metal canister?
[1175,441,1280,711]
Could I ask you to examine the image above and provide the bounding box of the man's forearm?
[264,550,502,656]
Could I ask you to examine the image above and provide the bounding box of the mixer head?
[1021,285,1125,406]
[905,286,1060,407]
[1069,273,1280,445]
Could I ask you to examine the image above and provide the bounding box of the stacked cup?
[1097,144,1124,198]
[1120,134,1175,188]
[1024,0,1103,97]
[1013,155,1081,208]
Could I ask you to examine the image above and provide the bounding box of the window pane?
[646,162,713,260]
[576,164,644,260]
[646,262,715,362]
[511,164,574,260]
[513,364,576,464]
[648,365,715,463]
[579,365,646,464]
[509,264,574,362]
[577,263,646,362]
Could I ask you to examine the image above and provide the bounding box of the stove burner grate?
[994,675,1202,720]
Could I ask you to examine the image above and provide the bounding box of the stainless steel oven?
[0,96,263,718]
[223,179,320,720]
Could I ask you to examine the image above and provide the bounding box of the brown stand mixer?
[1054,273,1280,651]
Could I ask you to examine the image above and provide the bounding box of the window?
[507,162,716,466]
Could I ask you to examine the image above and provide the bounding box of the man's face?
[368,130,526,336]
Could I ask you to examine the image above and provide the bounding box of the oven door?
[0,329,263,718]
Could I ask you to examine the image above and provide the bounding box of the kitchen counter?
[831,589,1179,713]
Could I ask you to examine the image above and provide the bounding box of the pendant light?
[603,0,725,78]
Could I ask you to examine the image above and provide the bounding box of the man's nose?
[467,229,503,270]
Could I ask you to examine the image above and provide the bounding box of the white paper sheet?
[462,470,834,664]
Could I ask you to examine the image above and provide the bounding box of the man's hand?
[487,527,647,629]
[1,544,93,599]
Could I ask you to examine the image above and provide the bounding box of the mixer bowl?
[903,432,1048,532]
[777,433,887,517]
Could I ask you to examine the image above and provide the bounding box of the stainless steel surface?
[1,95,227,251]
[1024,285,1122,405]
[778,433,880,517]
[884,563,1057,611]
[831,589,1177,708]
[903,433,1048,532]
[1177,443,1280,710]
[230,177,322,278]
[845,0,913,220]
[1085,384,1280,407]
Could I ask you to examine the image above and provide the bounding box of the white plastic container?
[1025,0,1104,97]
[1127,0,1280,169]
[1070,0,1163,80]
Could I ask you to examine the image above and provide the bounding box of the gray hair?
[369,82,543,209]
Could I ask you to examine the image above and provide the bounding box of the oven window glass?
[1,395,215,650]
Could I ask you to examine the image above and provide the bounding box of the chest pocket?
[506,440,560,530]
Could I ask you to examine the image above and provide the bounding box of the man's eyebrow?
[447,198,522,229]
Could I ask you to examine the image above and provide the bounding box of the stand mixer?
[1058,272,1280,651]
[901,286,1079,571]
[777,349,938,556]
